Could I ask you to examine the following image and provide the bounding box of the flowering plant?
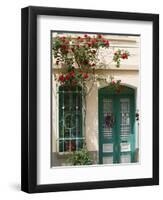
[53,34,130,92]
[108,79,123,93]
[113,49,130,67]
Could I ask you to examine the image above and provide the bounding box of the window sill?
[56,152,75,158]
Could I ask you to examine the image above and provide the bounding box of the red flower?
[91,38,97,45]
[121,54,125,59]
[105,40,109,46]
[70,71,75,77]
[84,34,88,38]
[61,45,67,49]
[77,36,81,40]
[87,42,92,47]
[114,52,117,55]
[91,63,95,66]
[121,53,128,59]
[83,73,89,79]
[98,34,102,39]
[112,80,116,84]
[65,74,70,81]
[59,75,65,82]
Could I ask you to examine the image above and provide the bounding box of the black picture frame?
[21,6,159,193]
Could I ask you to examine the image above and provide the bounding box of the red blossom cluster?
[113,49,130,67]
[53,34,130,87]
[54,34,110,66]
[121,53,129,59]
[58,70,89,85]
[53,34,111,85]
[80,34,110,47]
[109,79,124,93]
[114,51,129,59]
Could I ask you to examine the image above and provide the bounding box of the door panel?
[103,156,113,164]
[119,98,132,163]
[100,97,114,164]
[120,154,131,163]
[99,94,135,164]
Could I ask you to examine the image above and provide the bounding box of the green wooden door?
[99,87,136,164]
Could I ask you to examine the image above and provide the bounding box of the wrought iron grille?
[58,85,84,152]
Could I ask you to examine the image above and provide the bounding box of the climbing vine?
[52,34,130,91]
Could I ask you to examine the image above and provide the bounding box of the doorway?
[98,86,136,164]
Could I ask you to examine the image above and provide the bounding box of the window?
[58,85,84,152]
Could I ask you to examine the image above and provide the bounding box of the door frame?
[98,85,136,164]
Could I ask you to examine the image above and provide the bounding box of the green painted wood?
[118,95,135,163]
[130,95,136,162]
[98,94,103,164]
[98,86,136,164]
[115,95,120,163]
[99,85,135,95]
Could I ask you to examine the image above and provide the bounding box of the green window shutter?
[59,85,83,152]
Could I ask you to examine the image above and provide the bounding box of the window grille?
[120,98,130,138]
[103,99,113,138]
[58,85,84,152]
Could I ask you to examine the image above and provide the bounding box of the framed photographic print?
[21,6,159,193]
